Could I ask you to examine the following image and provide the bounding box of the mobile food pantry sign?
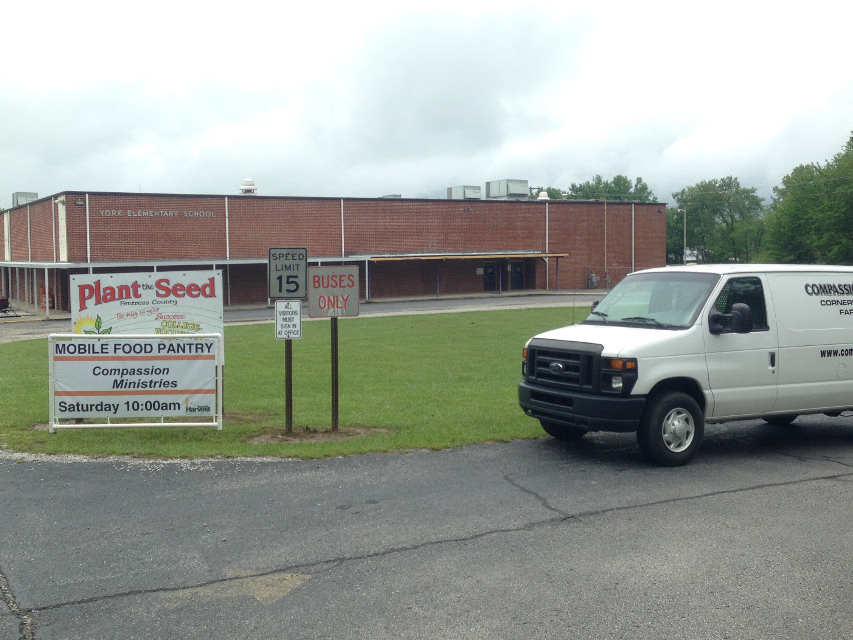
[49,334,223,432]
[70,271,223,337]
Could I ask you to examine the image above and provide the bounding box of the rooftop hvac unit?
[447,185,481,200]
[485,179,528,200]
[12,192,38,207]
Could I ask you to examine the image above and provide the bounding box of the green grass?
[0,306,589,459]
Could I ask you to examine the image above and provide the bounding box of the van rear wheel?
[638,392,703,466]
[540,420,587,441]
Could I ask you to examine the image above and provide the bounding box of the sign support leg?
[285,339,293,434]
[331,316,339,431]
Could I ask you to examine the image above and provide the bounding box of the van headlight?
[601,358,638,395]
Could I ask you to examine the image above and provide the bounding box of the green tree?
[545,186,563,200]
[665,206,686,264]
[567,175,656,202]
[671,177,763,263]
[767,133,853,264]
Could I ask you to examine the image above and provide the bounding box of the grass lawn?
[0,306,589,459]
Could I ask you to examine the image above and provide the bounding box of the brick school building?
[0,191,666,314]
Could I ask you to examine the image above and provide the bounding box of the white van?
[518,264,853,465]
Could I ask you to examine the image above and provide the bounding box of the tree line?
[533,131,853,265]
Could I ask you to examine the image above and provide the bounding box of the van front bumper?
[518,381,646,432]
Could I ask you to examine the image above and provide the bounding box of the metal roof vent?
[536,190,550,200]
[239,178,257,195]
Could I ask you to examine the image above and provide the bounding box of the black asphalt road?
[3,415,853,639]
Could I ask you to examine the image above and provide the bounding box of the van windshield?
[584,272,720,329]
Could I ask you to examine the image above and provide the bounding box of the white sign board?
[71,271,224,337]
[49,334,222,431]
[308,266,360,318]
[275,300,302,339]
[269,247,308,299]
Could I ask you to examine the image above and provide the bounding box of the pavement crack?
[20,469,853,620]
[34,560,343,613]
[0,565,36,639]
[775,452,853,469]
[503,473,571,518]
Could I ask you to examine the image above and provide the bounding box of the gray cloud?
[2,3,852,209]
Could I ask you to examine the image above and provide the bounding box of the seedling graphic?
[75,315,112,335]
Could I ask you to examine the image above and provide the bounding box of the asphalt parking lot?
[2,421,853,639]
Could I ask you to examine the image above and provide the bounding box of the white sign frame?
[275,300,302,340]
[48,333,223,432]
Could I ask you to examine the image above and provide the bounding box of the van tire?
[762,415,797,426]
[638,392,704,466]
[540,420,587,441]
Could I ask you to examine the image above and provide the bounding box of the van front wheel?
[638,392,704,466]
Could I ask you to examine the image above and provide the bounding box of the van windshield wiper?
[620,316,676,329]
[588,310,609,323]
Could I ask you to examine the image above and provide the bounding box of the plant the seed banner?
[70,270,224,338]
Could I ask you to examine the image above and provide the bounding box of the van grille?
[526,339,601,393]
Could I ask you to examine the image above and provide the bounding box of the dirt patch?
[247,426,393,444]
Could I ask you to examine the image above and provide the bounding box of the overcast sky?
[2,1,851,209]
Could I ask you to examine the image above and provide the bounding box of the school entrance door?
[483,262,497,291]
[510,262,524,290]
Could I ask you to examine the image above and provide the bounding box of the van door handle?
[769,352,776,368]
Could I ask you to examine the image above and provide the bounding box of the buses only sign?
[308,266,359,317]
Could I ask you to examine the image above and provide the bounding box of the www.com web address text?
[821,348,853,358]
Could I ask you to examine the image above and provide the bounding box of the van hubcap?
[662,408,694,452]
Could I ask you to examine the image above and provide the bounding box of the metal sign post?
[308,265,359,431]
[275,299,303,433]
[331,318,339,429]
[285,339,293,432]
[270,250,307,433]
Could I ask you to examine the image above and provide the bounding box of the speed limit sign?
[268,248,308,299]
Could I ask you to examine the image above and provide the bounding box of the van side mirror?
[731,303,753,333]
[591,300,600,310]
[708,310,725,334]
[708,303,753,335]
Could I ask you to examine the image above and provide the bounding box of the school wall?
[0,192,667,308]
